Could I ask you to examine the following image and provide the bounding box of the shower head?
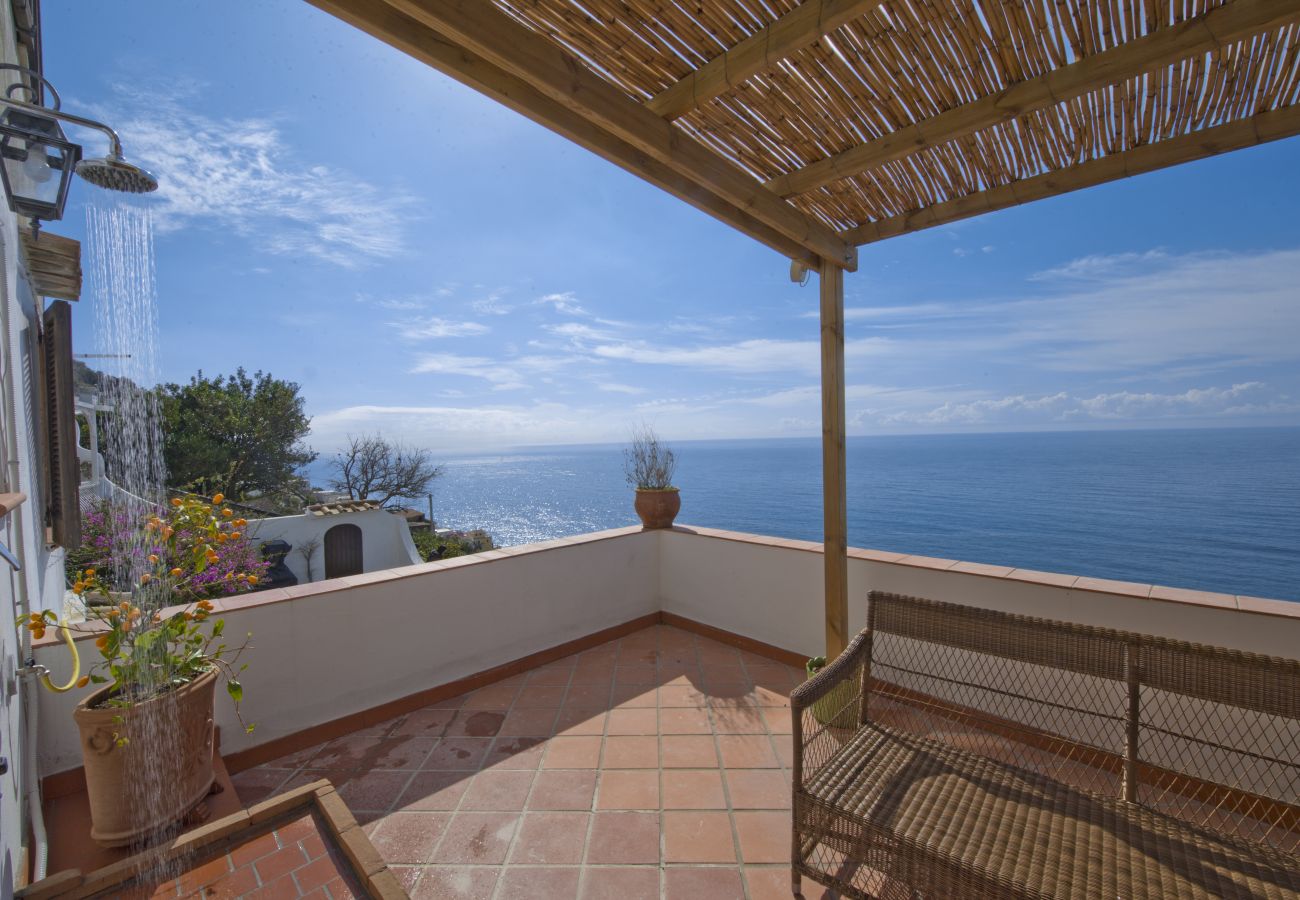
[75,155,158,194]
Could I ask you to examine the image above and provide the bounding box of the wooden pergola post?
[819,259,848,659]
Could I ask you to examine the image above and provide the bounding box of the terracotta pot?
[74,668,218,847]
[634,488,681,529]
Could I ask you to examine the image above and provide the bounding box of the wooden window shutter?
[42,300,81,547]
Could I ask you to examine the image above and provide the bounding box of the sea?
[312,428,1300,602]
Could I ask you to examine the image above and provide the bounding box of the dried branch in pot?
[624,425,677,490]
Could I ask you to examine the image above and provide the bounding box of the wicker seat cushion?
[801,722,1300,900]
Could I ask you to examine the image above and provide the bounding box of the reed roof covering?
[315,0,1300,267]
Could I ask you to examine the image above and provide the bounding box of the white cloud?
[879,383,1298,427]
[399,317,490,339]
[1029,249,1168,281]
[598,383,646,395]
[409,352,574,389]
[93,86,411,267]
[592,337,888,375]
[471,289,512,315]
[537,291,587,315]
[545,322,617,342]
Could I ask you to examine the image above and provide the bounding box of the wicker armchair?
[790,591,1300,899]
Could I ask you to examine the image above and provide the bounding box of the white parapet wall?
[33,528,657,775]
[658,525,1300,660]
[32,523,1300,779]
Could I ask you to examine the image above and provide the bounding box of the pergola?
[310,0,1300,658]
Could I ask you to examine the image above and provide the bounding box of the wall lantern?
[0,67,80,226]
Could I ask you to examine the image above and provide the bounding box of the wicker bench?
[791,591,1300,900]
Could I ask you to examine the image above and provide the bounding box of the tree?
[329,434,442,507]
[159,369,316,505]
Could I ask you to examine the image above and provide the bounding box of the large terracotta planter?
[74,668,218,847]
[634,488,680,529]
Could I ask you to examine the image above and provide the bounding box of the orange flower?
[234,518,247,527]
[197,600,214,611]
[148,554,160,564]
[84,568,96,577]
[119,600,130,611]
[170,568,184,578]
[246,575,259,586]
[216,534,228,543]
[162,526,174,540]
[229,532,242,541]
[121,619,132,633]
[95,634,109,650]
[140,573,152,585]
[182,612,193,621]
[221,508,233,517]
[77,675,90,688]
[32,629,44,641]
[170,497,182,507]
[107,608,120,619]
[212,493,224,504]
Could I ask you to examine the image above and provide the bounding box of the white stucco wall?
[30,525,1300,783]
[34,528,658,773]
[244,508,422,584]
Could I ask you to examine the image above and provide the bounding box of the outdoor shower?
[0,63,157,230]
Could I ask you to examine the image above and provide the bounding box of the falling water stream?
[85,202,192,869]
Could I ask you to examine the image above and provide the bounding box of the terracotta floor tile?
[252,844,307,884]
[508,811,590,865]
[658,685,709,708]
[606,708,658,735]
[496,867,582,899]
[663,866,746,899]
[386,865,423,894]
[697,644,742,665]
[483,736,546,770]
[514,684,567,707]
[717,735,779,768]
[761,708,793,733]
[425,738,492,770]
[266,741,326,768]
[726,770,790,809]
[747,867,837,900]
[336,771,410,812]
[702,665,751,686]
[773,735,796,769]
[462,682,522,708]
[570,663,615,685]
[662,811,736,863]
[602,736,658,769]
[543,735,603,769]
[229,830,280,867]
[563,683,613,707]
[411,865,498,899]
[310,733,385,770]
[712,705,768,735]
[615,664,658,684]
[230,768,294,805]
[497,707,556,737]
[611,683,658,708]
[444,710,507,739]
[431,812,520,864]
[586,811,660,864]
[659,707,711,735]
[661,735,718,768]
[554,708,606,736]
[597,770,659,809]
[392,707,458,738]
[750,685,793,708]
[459,769,535,811]
[368,811,450,863]
[579,866,660,899]
[394,770,471,811]
[527,663,575,685]
[528,769,597,810]
[661,770,726,810]
[734,811,790,863]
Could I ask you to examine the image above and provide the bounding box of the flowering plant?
[21,494,263,735]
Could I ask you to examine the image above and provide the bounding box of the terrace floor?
[230,624,830,899]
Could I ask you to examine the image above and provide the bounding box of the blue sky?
[42,0,1300,453]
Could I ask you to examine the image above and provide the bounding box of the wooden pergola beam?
[645,0,888,121]
[819,260,848,659]
[376,0,857,270]
[844,104,1300,245]
[768,0,1300,198]
[306,0,822,267]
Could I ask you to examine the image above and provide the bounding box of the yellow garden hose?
[38,618,80,693]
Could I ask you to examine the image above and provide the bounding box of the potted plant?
[805,655,858,727]
[623,425,680,529]
[21,494,265,846]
